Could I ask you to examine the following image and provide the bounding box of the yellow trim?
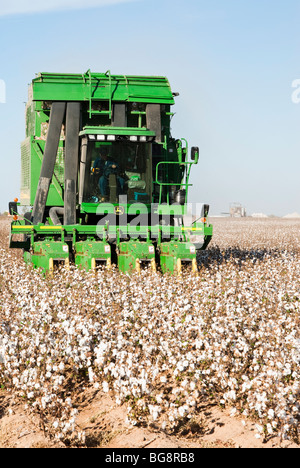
[192,258,198,274]
[39,226,62,230]
[181,227,203,231]
[49,258,54,278]
[12,225,63,230]
[12,225,33,230]
[151,258,156,272]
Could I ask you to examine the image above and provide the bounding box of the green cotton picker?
[8,70,213,274]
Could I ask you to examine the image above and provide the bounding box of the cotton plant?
[0,218,299,444]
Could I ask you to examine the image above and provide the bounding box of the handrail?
[105,70,112,120]
[87,69,92,118]
[154,160,194,204]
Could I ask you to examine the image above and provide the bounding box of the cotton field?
[0,216,300,445]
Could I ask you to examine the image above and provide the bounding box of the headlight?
[129,135,138,142]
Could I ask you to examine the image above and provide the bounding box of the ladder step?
[90,110,111,115]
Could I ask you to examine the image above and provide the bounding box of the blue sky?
[0,0,300,216]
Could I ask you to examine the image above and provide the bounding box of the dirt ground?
[0,387,298,449]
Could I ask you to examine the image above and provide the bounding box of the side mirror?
[201,204,210,218]
[9,201,18,215]
[191,146,199,163]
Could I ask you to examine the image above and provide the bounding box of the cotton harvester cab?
[9,70,213,274]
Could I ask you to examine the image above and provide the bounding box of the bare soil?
[0,387,298,448]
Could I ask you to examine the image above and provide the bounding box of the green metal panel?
[20,137,31,205]
[159,241,197,274]
[80,126,156,137]
[20,136,64,206]
[118,240,155,273]
[24,240,70,275]
[25,96,36,138]
[32,71,175,105]
[75,240,111,271]
[10,221,213,241]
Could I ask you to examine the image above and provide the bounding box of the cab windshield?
[83,141,152,204]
